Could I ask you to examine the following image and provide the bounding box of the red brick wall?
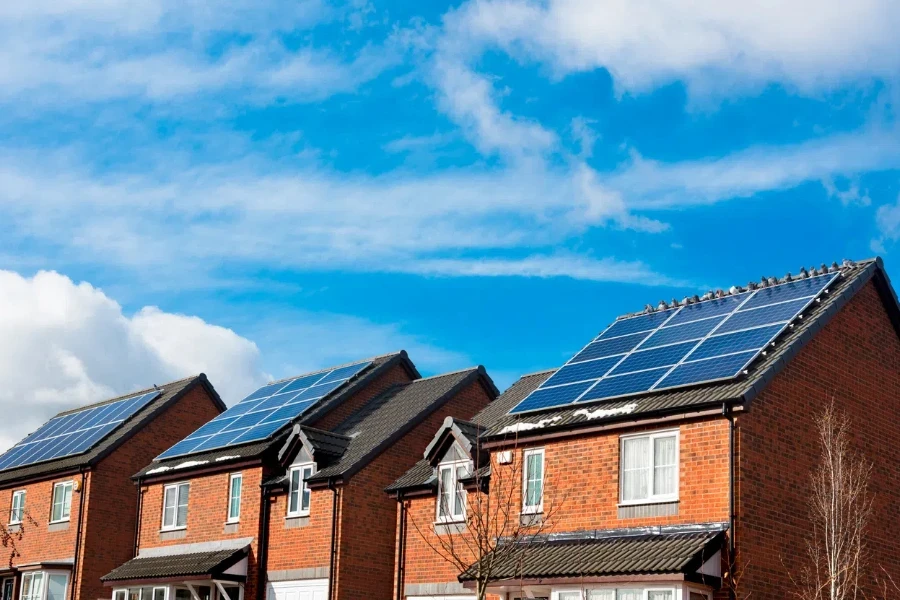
[398,417,731,593]
[736,280,900,599]
[265,377,493,600]
[310,364,414,432]
[137,467,264,598]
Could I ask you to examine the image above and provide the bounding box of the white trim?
[50,481,73,524]
[162,482,190,531]
[227,473,242,523]
[10,490,25,525]
[19,570,69,600]
[619,429,680,505]
[287,463,315,518]
[521,448,545,515]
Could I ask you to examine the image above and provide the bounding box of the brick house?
[102,352,499,600]
[388,258,900,600]
[0,376,225,600]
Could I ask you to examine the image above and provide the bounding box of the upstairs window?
[162,482,189,530]
[522,448,544,514]
[227,473,242,523]
[10,490,25,524]
[620,430,678,504]
[288,464,314,517]
[50,481,73,523]
[436,460,468,522]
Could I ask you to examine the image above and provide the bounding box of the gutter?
[257,481,273,600]
[133,476,144,557]
[723,403,736,599]
[394,492,406,600]
[69,468,88,600]
[328,479,340,600]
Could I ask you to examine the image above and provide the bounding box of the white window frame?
[552,586,679,600]
[619,429,680,506]
[522,448,545,515]
[435,459,469,523]
[227,473,242,523]
[112,586,170,600]
[20,571,68,600]
[161,482,190,530]
[50,481,73,523]
[10,490,25,524]
[287,463,315,518]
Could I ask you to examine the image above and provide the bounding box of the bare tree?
[405,434,564,600]
[0,509,37,567]
[795,401,873,600]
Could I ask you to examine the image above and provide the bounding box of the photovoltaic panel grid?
[510,272,840,414]
[156,361,372,460]
[0,390,161,472]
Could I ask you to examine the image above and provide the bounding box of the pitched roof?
[135,351,417,479]
[483,259,897,440]
[0,375,224,487]
[101,546,249,583]
[386,369,551,493]
[458,523,726,582]
[306,367,497,484]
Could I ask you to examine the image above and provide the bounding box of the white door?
[268,580,327,600]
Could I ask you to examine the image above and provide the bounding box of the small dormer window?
[436,460,469,523]
[288,463,315,517]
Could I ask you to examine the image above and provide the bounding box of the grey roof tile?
[0,375,223,487]
[459,524,726,581]
[101,546,249,582]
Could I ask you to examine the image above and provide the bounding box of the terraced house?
[102,352,499,600]
[389,258,900,600]
[0,376,224,600]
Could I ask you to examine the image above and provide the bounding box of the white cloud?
[0,269,267,451]
[872,193,900,253]
[444,0,900,94]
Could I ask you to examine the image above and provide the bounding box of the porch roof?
[101,546,249,585]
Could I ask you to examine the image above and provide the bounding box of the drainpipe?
[257,483,272,600]
[133,477,144,557]
[394,493,406,600]
[327,480,339,600]
[723,403,736,599]
[69,469,88,600]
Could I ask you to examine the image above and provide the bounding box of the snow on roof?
[497,416,562,435]
[146,459,210,475]
[573,403,637,421]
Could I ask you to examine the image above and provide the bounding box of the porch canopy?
[102,541,251,587]
[459,523,727,588]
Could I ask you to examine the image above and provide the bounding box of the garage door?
[268,579,328,600]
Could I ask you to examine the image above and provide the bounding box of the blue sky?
[1,0,899,433]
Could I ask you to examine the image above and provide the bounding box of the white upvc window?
[522,448,544,514]
[113,587,168,600]
[288,463,314,517]
[619,429,679,505]
[227,473,242,523]
[50,481,73,523]
[556,587,676,600]
[162,482,189,530]
[436,460,469,522]
[20,571,68,600]
[10,490,25,524]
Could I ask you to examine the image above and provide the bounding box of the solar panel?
[0,390,160,472]
[510,272,840,415]
[156,360,372,460]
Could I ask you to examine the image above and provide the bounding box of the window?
[162,483,189,530]
[288,464,314,517]
[436,460,468,522]
[582,589,675,600]
[113,588,167,600]
[2,578,14,600]
[227,473,242,523]
[50,482,73,523]
[620,430,678,504]
[20,572,68,600]
[10,490,25,524]
[522,449,544,514]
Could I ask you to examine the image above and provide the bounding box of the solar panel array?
[156,361,372,460]
[0,390,160,471]
[510,272,840,414]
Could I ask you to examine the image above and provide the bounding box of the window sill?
[617,499,679,507]
[286,513,310,519]
[225,519,240,525]
[159,526,187,532]
[49,518,71,525]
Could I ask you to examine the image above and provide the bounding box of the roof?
[483,259,897,440]
[135,352,417,479]
[386,370,551,493]
[0,375,224,487]
[458,523,726,582]
[306,367,497,485]
[101,546,249,583]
